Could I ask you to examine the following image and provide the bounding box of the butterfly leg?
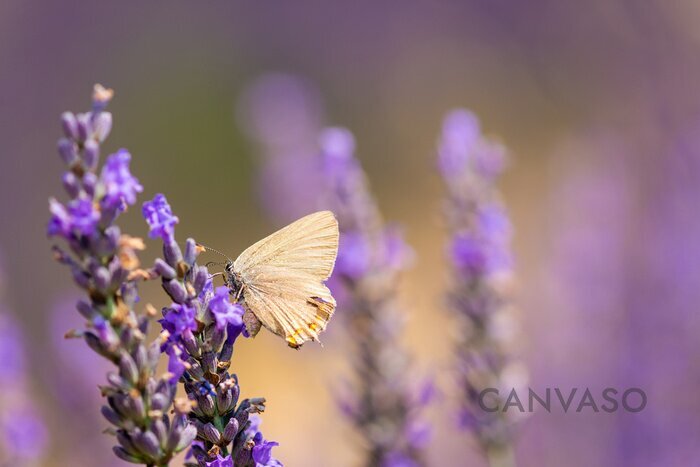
[234,283,246,302]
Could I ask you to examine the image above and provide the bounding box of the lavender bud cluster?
[320,128,432,467]
[437,110,527,466]
[142,194,281,467]
[47,85,195,466]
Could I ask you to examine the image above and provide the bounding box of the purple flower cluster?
[319,127,431,467]
[142,194,282,467]
[47,85,195,465]
[437,109,526,465]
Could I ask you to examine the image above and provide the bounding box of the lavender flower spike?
[437,109,527,466]
[142,194,282,467]
[48,85,195,466]
[320,127,432,466]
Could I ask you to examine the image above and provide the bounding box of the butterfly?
[204,211,339,348]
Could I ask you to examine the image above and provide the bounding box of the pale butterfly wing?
[241,272,336,347]
[233,210,338,347]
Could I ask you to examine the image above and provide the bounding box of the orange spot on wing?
[286,328,305,348]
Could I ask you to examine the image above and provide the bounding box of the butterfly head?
[224,261,244,300]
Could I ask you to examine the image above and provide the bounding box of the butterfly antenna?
[196,243,233,263]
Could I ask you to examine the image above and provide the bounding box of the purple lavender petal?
[160,303,198,340]
[252,439,280,465]
[100,149,143,211]
[205,454,234,467]
[142,194,179,241]
[166,344,187,384]
[48,197,100,238]
[208,286,244,331]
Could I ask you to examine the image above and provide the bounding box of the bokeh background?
[2,1,700,466]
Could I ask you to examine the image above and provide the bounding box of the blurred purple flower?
[336,224,412,280]
[539,129,700,466]
[451,233,487,273]
[0,312,27,384]
[237,73,323,151]
[405,420,431,449]
[437,109,481,177]
[474,142,507,179]
[47,296,125,466]
[335,232,370,279]
[49,297,112,399]
[478,204,510,239]
[319,126,430,466]
[0,304,47,464]
[383,452,420,467]
[438,109,506,182]
[0,405,48,462]
[451,226,510,276]
[319,127,355,161]
[414,378,438,408]
[437,109,524,464]
[238,74,326,223]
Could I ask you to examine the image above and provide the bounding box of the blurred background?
[1,1,700,466]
